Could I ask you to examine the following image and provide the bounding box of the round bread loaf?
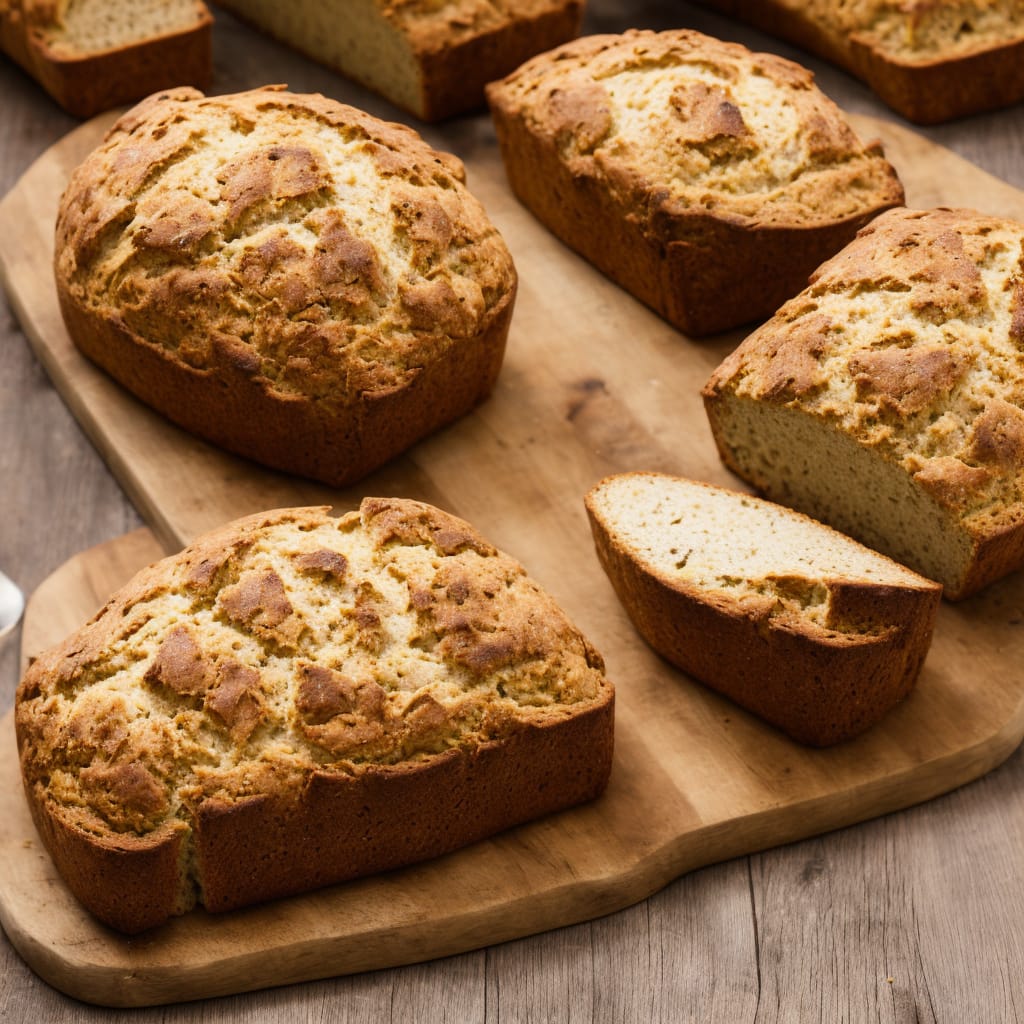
[54,85,517,485]
[16,499,614,933]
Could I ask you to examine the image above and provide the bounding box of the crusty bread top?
[16,500,610,841]
[705,207,1024,534]
[22,0,211,58]
[586,473,939,636]
[487,29,904,227]
[799,0,1024,65]
[54,85,515,406]
[382,0,580,52]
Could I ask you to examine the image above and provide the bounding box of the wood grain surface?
[2,2,1023,1020]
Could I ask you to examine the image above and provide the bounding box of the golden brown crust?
[16,500,614,933]
[54,86,517,485]
[0,0,212,118]
[487,29,904,337]
[585,473,941,746]
[695,0,1024,123]
[703,206,1024,599]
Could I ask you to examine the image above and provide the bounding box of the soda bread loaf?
[695,0,1024,124]
[15,499,615,934]
[212,0,584,122]
[704,206,1024,600]
[486,29,905,338]
[0,0,212,117]
[585,473,940,746]
[54,86,517,487]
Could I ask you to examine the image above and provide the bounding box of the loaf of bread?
[54,85,517,487]
[486,29,905,338]
[0,0,212,117]
[585,473,940,746]
[15,499,615,933]
[704,206,1024,600]
[695,0,1024,124]
[212,0,583,122]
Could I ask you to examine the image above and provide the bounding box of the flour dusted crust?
[704,206,1024,600]
[213,0,583,121]
[696,0,1024,124]
[586,473,941,746]
[0,0,212,117]
[486,29,904,337]
[54,86,517,486]
[15,499,614,933]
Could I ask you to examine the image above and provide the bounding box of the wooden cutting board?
[2,111,1024,1008]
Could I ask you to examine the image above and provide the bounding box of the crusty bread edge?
[194,694,615,916]
[54,272,516,487]
[19,691,614,933]
[413,1,583,121]
[584,474,941,746]
[0,7,213,119]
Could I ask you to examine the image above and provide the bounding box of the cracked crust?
[54,86,517,485]
[486,29,904,337]
[704,206,1024,599]
[585,473,941,746]
[15,499,614,933]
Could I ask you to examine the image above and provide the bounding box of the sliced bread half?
[585,473,941,746]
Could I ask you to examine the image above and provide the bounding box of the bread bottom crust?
[23,690,614,933]
[587,495,938,747]
[56,282,515,487]
[0,16,213,119]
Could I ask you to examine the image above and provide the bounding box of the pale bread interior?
[41,0,206,55]
[588,473,933,628]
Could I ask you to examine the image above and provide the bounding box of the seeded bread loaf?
[212,0,584,122]
[486,29,904,337]
[0,0,212,117]
[696,0,1024,124]
[585,473,940,746]
[54,86,517,487]
[15,499,615,934]
[704,206,1024,600]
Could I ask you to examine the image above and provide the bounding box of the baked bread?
[15,499,615,934]
[585,473,940,746]
[486,29,905,337]
[695,0,1024,124]
[212,0,584,122]
[54,85,517,487]
[0,0,212,118]
[704,206,1024,600]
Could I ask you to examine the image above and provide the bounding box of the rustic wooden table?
[2,2,1023,1020]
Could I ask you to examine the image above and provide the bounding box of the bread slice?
[0,0,212,118]
[703,206,1024,601]
[585,473,940,746]
[16,500,614,933]
[486,29,904,337]
[694,0,1024,124]
[212,0,583,122]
